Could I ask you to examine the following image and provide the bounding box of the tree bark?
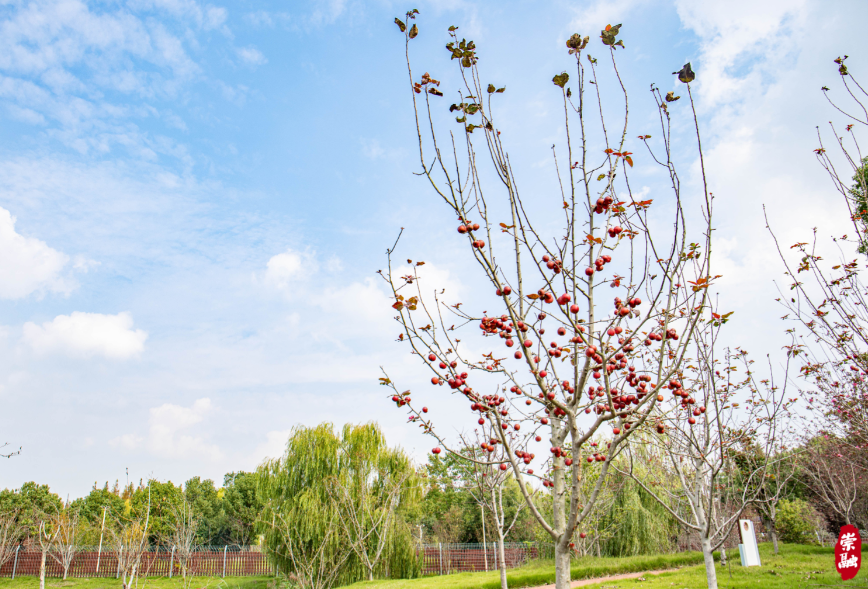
[768,505,779,555]
[701,538,718,589]
[39,551,46,589]
[554,542,571,589]
[497,532,507,589]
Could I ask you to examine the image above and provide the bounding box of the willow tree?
[383,12,717,589]
[257,423,420,588]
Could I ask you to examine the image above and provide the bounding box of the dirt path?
[529,568,677,588]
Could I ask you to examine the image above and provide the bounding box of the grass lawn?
[576,543,866,589]
[0,545,864,589]
[0,576,272,589]
[344,543,865,589]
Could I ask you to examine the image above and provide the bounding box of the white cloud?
[111,433,144,449]
[23,311,148,359]
[148,398,222,460]
[0,206,71,299]
[675,0,810,108]
[109,398,221,461]
[265,249,310,289]
[568,0,652,34]
[237,46,267,66]
[361,138,385,159]
[0,0,239,157]
[252,429,290,463]
[310,0,348,25]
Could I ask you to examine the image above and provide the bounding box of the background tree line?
[0,471,261,547]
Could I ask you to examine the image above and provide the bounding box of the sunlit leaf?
[552,72,569,88]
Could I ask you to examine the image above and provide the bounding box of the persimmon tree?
[747,444,798,555]
[50,503,83,580]
[458,427,531,589]
[0,511,21,574]
[799,438,867,528]
[769,56,868,458]
[36,516,61,589]
[381,12,718,589]
[109,485,152,589]
[616,336,792,589]
[165,500,200,586]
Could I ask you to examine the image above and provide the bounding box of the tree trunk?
[39,551,46,589]
[768,505,779,555]
[554,542,571,589]
[63,565,69,581]
[497,533,507,589]
[367,564,374,582]
[720,546,726,567]
[701,538,718,589]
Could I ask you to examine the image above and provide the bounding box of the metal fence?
[0,546,271,579]
[419,542,552,575]
[0,542,551,579]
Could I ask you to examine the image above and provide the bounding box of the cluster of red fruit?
[549,445,573,467]
[625,368,653,395]
[594,195,614,214]
[515,448,535,465]
[614,296,641,317]
[585,345,603,365]
[457,220,480,233]
[479,437,501,453]
[607,225,624,238]
[469,394,510,426]
[456,219,485,248]
[541,254,563,274]
[391,394,410,406]
[586,255,611,278]
[666,379,705,424]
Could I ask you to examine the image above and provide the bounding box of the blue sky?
[1,0,866,498]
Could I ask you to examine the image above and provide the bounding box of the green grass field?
[0,544,864,589]
[0,575,272,589]
[343,544,865,589]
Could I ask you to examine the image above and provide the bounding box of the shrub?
[777,499,822,544]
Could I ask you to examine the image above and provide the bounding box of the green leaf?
[408,24,418,39]
[552,72,569,88]
[600,24,623,47]
[487,84,495,93]
[448,25,458,32]
[597,174,606,181]
[456,115,466,123]
[394,18,406,32]
[495,87,505,93]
